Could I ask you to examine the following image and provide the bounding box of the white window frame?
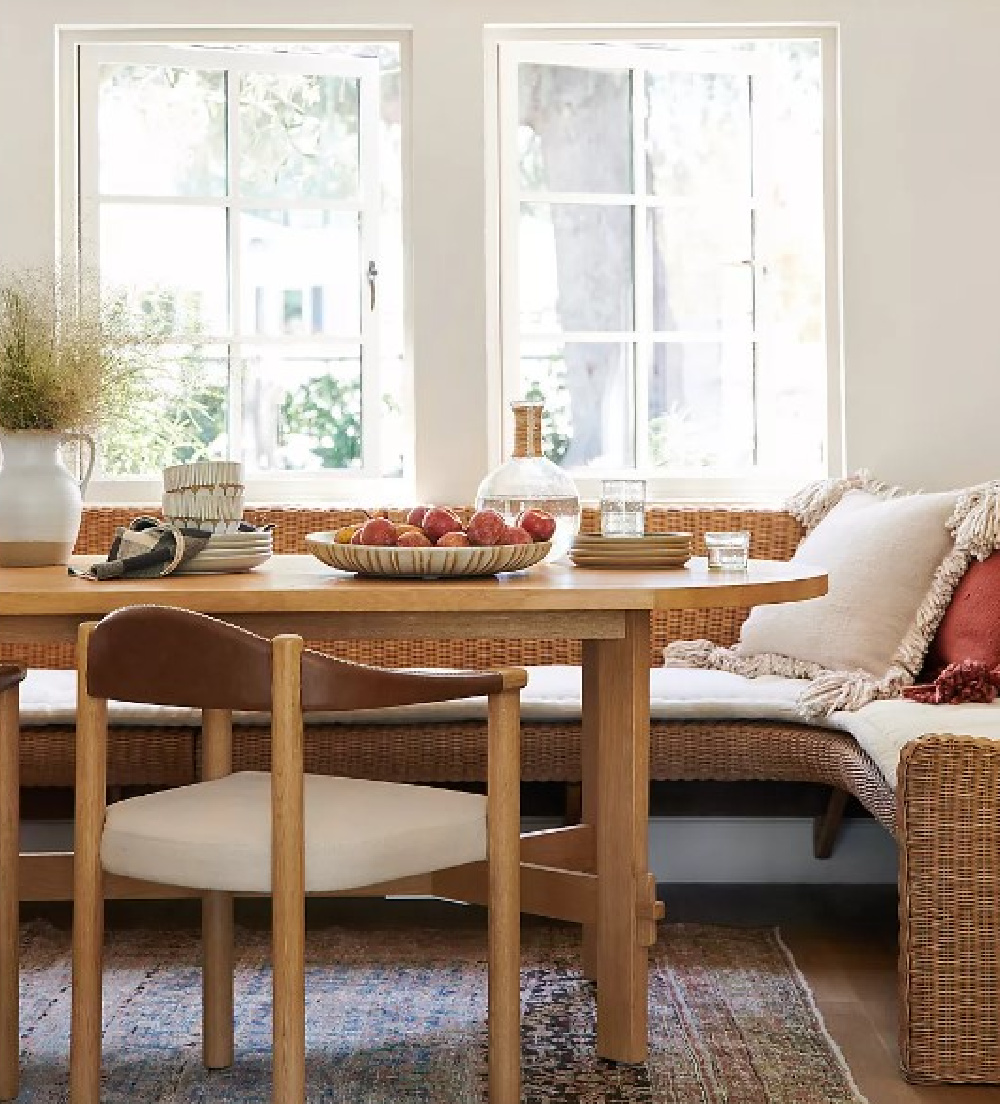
[69,34,410,506]
[489,26,842,505]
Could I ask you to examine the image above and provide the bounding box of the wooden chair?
[69,606,526,1104]
[0,664,26,1102]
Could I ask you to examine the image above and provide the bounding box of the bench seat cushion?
[19,666,808,726]
[27,665,991,791]
[833,699,1000,788]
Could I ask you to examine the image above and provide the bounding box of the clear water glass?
[600,479,646,537]
[705,530,750,570]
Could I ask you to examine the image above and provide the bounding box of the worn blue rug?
[15,920,866,1103]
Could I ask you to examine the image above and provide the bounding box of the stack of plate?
[176,529,274,574]
[569,531,693,569]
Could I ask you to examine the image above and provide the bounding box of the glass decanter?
[475,401,581,560]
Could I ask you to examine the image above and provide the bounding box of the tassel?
[949,480,1000,560]
[662,639,720,668]
[797,668,907,720]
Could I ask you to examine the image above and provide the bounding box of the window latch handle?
[367,261,378,311]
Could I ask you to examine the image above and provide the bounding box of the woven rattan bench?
[4,504,998,1084]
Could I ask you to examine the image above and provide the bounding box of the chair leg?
[203,891,234,1069]
[201,709,235,1070]
[71,624,107,1104]
[69,861,104,1104]
[488,688,522,1104]
[272,637,306,1104]
[0,686,19,1102]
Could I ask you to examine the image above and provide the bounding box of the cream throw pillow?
[737,488,957,676]
[662,474,1000,717]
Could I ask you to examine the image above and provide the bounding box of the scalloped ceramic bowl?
[305,532,552,578]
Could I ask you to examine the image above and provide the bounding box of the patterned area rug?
[16,921,866,1103]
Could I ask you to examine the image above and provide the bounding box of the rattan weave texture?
[897,734,1000,1083]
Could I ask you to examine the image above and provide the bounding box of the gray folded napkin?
[69,516,268,581]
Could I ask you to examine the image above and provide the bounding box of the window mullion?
[632,64,650,472]
[359,59,381,477]
[226,67,244,464]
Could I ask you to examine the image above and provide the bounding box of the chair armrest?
[897,733,1000,1083]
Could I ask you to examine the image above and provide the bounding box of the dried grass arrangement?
[0,272,145,433]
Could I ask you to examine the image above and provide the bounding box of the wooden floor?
[23,884,1000,1103]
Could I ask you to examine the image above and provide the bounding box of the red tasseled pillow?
[919,552,1000,680]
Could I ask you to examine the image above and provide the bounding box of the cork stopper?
[511,401,544,459]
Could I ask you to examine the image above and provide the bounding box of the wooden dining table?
[0,553,825,1069]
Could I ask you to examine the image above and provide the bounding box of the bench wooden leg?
[564,782,582,826]
[813,788,850,859]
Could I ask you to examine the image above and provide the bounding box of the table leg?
[0,685,19,1102]
[586,612,651,1064]
[580,640,600,982]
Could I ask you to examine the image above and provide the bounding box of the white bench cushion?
[101,770,487,893]
[830,700,1000,789]
[33,664,990,792]
[18,666,808,726]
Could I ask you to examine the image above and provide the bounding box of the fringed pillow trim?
[784,470,905,533]
[664,478,1000,719]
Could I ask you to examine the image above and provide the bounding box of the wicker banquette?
[4,504,999,1085]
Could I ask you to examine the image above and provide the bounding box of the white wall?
[2,0,999,500]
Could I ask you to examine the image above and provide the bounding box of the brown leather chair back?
[86,606,508,712]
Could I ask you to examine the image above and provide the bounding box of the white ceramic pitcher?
[0,431,96,566]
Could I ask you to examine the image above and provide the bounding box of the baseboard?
[525,815,899,884]
[22,815,899,886]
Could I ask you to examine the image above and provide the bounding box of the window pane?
[97,64,227,197]
[240,209,361,337]
[238,72,360,200]
[518,63,632,194]
[648,207,752,333]
[100,205,229,337]
[380,354,406,478]
[100,347,229,475]
[520,203,633,333]
[522,341,631,468]
[242,345,362,471]
[646,342,753,468]
[645,69,752,199]
[755,339,825,471]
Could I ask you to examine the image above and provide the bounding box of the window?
[498,36,832,496]
[77,42,406,500]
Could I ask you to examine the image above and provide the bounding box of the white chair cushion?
[100,771,487,893]
[19,666,808,726]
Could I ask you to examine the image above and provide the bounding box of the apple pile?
[335,506,557,548]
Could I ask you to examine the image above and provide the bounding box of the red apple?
[421,506,463,543]
[358,517,398,547]
[406,505,429,527]
[397,529,432,547]
[466,508,507,546]
[516,508,557,543]
[502,525,532,546]
[437,531,471,547]
[350,528,364,545]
